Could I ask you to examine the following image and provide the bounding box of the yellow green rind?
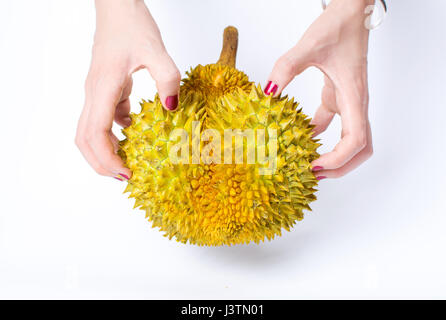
[118,64,320,246]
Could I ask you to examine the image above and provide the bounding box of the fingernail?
[123,116,132,126]
[165,95,178,111]
[316,176,327,181]
[264,81,278,96]
[264,81,272,94]
[118,173,130,180]
[114,177,123,182]
[312,166,324,172]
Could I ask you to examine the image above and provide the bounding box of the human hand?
[264,0,374,179]
[76,0,181,180]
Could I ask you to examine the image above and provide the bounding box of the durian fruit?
[119,27,320,246]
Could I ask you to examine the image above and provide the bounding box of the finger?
[311,79,337,136]
[312,133,367,170]
[89,128,131,180]
[313,122,373,179]
[114,78,132,127]
[115,99,132,127]
[75,105,110,176]
[87,76,132,179]
[311,104,335,137]
[144,52,181,111]
[264,42,313,97]
[312,80,368,171]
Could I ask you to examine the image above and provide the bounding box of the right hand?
[76,0,181,181]
[264,0,374,180]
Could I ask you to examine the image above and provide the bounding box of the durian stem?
[217,26,238,68]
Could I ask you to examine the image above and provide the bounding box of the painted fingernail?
[312,166,324,172]
[123,116,132,126]
[264,81,278,96]
[264,81,272,94]
[165,95,178,111]
[114,177,124,182]
[118,173,130,180]
[316,176,327,181]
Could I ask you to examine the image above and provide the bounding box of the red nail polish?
[316,176,327,181]
[264,81,278,96]
[165,95,178,111]
[312,166,324,172]
[114,177,123,181]
[118,173,130,180]
[270,84,278,95]
[264,81,272,95]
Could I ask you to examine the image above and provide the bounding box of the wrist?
[329,0,375,15]
[95,0,145,27]
[95,0,142,6]
[95,0,143,13]
[326,0,375,32]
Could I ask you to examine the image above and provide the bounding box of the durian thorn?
[217,26,238,68]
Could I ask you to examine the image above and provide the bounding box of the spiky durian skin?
[181,64,252,103]
[119,64,320,246]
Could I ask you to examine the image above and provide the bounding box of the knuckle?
[93,166,109,176]
[157,68,181,85]
[144,39,166,55]
[87,63,127,89]
[332,154,346,168]
[353,132,368,150]
[168,69,182,83]
[106,58,128,73]
[102,152,116,166]
[84,129,96,144]
[332,170,347,179]
[354,76,369,96]
[75,132,86,149]
[363,145,374,160]
[275,56,296,75]
[74,136,82,149]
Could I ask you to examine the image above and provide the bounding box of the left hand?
[264,0,375,179]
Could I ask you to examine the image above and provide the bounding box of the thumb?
[264,43,312,97]
[145,52,181,111]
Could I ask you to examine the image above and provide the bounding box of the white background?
[0,0,445,299]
